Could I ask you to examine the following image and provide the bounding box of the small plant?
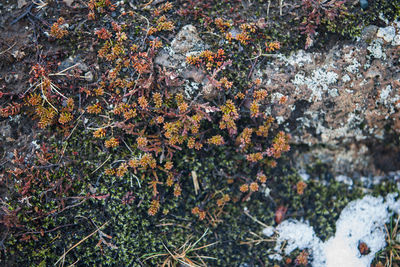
[143,229,217,267]
[50,17,68,39]
[373,215,400,267]
[300,0,347,49]
[25,64,76,128]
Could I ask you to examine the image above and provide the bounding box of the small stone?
[84,71,93,82]
[4,73,13,84]
[171,25,203,54]
[360,25,378,43]
[359,0,368,10]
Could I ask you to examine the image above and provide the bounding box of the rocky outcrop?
[154,22,400,177]
[253,21,400,176]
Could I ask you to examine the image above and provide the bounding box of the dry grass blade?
[375,214,400,267]
[55,221,108,266]
[142,228,217,267]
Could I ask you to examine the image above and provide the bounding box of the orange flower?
[166,174,174,187]
[249,182,259,192]
[178,102,189,113]
[207,135,225,145]
[187,137,195,149]
[93,128,106,138]
[58,112,73,124]
[138,96,148,110]
[164,161,173,170]
[128,159,139,168]
[153,92,163,108]
[116,162,128,177]
[253,89,268,101]
[95,28,112,39]
[136,136,148,148]
[104,168,115,175]
[296,181,307,195]
[105,137,119,148]
[257,172,267,183]
[155,116,164,124]
[194,142,203,150]
[191,207,200,215]
[87,103,102,114]
[123,108,137,120]
[173,184,181,197]
[250,100,260,118]
[148,199,160,216]
[198,210,206,220]
[246,152,263,162]
[239,184,249,192]
[50,17,68,39]
[219,77,233,89]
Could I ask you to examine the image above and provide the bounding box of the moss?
[3,130,399,266]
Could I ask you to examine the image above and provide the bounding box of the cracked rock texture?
[254,21,400,177]
[154,23,400,178]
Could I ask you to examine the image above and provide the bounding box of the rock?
[360,25,378,43]
[171,25,203,54]
[393,35,400,46]
[253,24,400,176]
[84,71,93,82]
[359,0,368,10]
[155,25,214,98]
[155,24,206,69]
[58,56,88,73]
[377,26,396,43]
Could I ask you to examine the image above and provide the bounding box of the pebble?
[360,0,368,10]
[85,71,93,82]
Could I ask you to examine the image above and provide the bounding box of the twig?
[239,231,276,245]
[191,170,200,195]
[90,154,112,175]
[40,80,58,112]
[49,63,80,76]
[0,42,16,55]
[10,3,34,25]
[16,223,76,236]
[55,221,108,266]
[67,259,79,267]
[243,208,270,228]
[57,112,84,164]
[267,0,271,19]
[155,223,191,230]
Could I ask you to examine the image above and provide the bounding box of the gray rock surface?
[154,22,400,177]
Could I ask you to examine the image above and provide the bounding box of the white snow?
[265,194,400,267]
[262,226,275,237]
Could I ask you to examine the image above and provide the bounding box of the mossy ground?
[2,127,399,266]
[0,0,400,266]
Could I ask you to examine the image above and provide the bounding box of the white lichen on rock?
[293,69,338,101]
[377,26,396,43]
[367,39,386,59]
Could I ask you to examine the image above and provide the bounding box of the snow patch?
[265,194,400,267]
